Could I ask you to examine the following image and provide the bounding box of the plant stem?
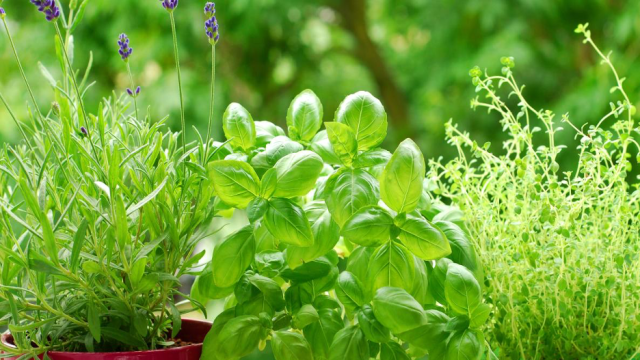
[168,12,186,164]
[204,45,216,164]
[126,62,139,121]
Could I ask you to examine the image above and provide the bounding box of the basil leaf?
[372,287,427,334]
[201,309,236,360]
[444,264,483,318]
[286,202,340,269]
[254,250,286,277]
[248,273,286,312]
[446,329,483,360]
[292,304,320,329]
[223,102,256,151]
[335,91,388,151]
[247,197,269,223]
[336,271,366,316]
[260,168,278,199]
[397,213,451,260]
[310,130,342,165]
[435,220,484,285]
[304,308,344,360]
[329,325,369,360]
[341,206,393,247]
[281,256,332,282]
[346,246,374,285]
[380,138,425,213]
[428,258,452,306]
[368,241,415,294]
[212,225,256,288]
[358,304,391,343]
[254,220,280,253]
[272,330,315,360]
[410,256,430,306]
[353,148,392,169]
[209,160,260,209]
[217,315,265,359]
[380,342,410,360]
[396,309,450,359]
[255,120,286,148]
[264,198,314,247]
[273,151,324,198]
[326,169,379,227]
[287,89,323,142]
[325,122,357,166]
[264,136,304,167]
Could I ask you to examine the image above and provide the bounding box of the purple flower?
[118,33,133,61]
[0,8,6,19]
[160,0,178,11]
[204,2,215,16]
[126,86,141,98]
[30,0,60,21]
[80,127,88,136]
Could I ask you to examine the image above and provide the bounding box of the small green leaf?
[304,308,344,360]
[247,197,269,223]
[397,309,450,358]
[336,271,366,316]
[358,304,391,343]
[217,315,265,359]
[273,151,324,198]
[368,242,415,294]
[335,91,388,151]
[223,102,256,151]
[445,330,483,360]
[255,120,286,147]
[212,226,256,288]
[445,264,483,317]
[325,122,357,166]
[380,342,410,360]
[209,160,260,209]
[380,139,425,213]
[87,303,101,342]
[341,206,393,247]
[272,330,314,360]
[397,214,451,260]
[329,325,369,360]
[372,287,427,334]
[287,89,324,142]
[309,130,342,165]
[293,304,319,329]
[70,220,88,272]
[264,198,314,247]
[326,169,379,227]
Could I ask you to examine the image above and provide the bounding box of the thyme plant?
[431,24,640,359]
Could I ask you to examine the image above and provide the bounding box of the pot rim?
[1,318,211,355]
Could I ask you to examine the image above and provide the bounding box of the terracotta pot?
[1,318,211,360]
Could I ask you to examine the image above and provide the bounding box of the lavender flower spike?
[0,8,5,19]
[160,0,178,11]
[30,0,60,21]
[204,3,220,45]
[118,33,133,61]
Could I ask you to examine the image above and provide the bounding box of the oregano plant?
[199,89,494,359]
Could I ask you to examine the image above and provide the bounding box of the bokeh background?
[2,0,640,172]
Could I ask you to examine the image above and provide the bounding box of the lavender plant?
[431,24,640,359]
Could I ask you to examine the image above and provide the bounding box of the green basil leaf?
[223,102,256,151]
[341,206,393,247]
[255,120,286,148]
[329,325,369,360]
[192,269,234,302]
[217,315,264,359]
[372,287,427,334]
[281,256,332,282]
[287,89,324,142]
[469,303,491,329]
[212,225,256,288]
[272,330,314,360]
[247,197,269,223]
[445,263,483,317]
[325,122,357,166]
[310,130,342,165]
[397,309,450,359]
[209,160,260,209]
[254,250,286,277]
[397,213,451,260]
[336,271,366,316]
[254,220,280,253]
[368,242,415,294]
[335,91,387,151]
[272,150,324,198]
[260,168,278,199]
[410,256,430,306]
[435,220,484,285]
[286,202,340,269]
[314,295,341,310]
[446,329,483,360]
[346,246,374,285]
[446,315,471,333]
[248,273,286,312]
[304,308,344,360]
[264,198,314,247]
[264,136,304,167]
[358,304,391,343]
[201,309,236,360]
[380,138,425,213]
[326,169,379,227]
[353,148,392,169]
[429,258,452,306]
[293,304,320,329]
[380,342,410,360]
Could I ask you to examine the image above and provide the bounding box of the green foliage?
[198,89,491,359]
[432,27,640,359]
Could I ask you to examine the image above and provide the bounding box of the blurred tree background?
[1,0,640,170]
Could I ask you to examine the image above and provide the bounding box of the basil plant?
[199,90,491,360]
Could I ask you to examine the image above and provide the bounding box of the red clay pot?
[1,318,211,360]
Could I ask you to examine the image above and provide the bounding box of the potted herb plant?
[0,0,493,359]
